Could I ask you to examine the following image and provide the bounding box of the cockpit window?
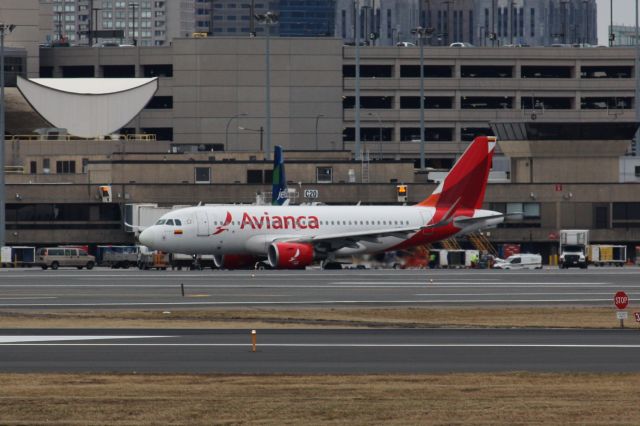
[174,219,182,226]
[155,219,166,225]
[165,219,175,226]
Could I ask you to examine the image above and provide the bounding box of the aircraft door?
[195,211,210,237]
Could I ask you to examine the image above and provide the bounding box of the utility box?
[397,184,408,202]
[98,185,112,203]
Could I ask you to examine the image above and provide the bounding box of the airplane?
[138,136,504,269]
[271,145,289,206]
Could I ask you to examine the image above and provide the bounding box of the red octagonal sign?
[614,291,629,310]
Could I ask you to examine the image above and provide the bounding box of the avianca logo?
[241,212,320,230]
[212,211,232,235]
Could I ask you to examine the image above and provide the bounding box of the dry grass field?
[0,373,639,425]
[0,306,634,329]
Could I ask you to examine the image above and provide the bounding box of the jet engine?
[213,254,258,270]
[267,242,314,269]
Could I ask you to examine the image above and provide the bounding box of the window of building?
[612,203,640,228]
[635,166,640,177]
[30,161,37,175]
[142,64,173,77]
[40,67,54,78]
[141,127,173,141]
[400,96,453,109]
[195,167,211,184]
[145,96,173,109]
[343,65,393,78]
[56,160,76,174]
[61,66,94,78]
[400,65,453,78]
[342,128,394,141]
[102,65,135,78]
[521,66,572,78]
[521,97,573,110]
[581,97,634,110]
[461,128,494,142]
[246,170,272,184]
[316,167,332,183]
[400,128,453,142]
[461,66,513,78]
[581,66,632,79]
[461,96,513,109]
[342,96,393,109]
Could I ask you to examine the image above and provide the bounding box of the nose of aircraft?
[138,227,155,247]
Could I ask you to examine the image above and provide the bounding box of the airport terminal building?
[2,37,640,258]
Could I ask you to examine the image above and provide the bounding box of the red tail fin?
[418,136,496,210]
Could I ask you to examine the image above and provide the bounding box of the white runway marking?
[0,335,169,344]
[2,343,640,349]
[0,298,611,307]
[0,297,57,300]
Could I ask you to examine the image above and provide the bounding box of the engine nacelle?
[267,242,314,269]
[213,254,257,270]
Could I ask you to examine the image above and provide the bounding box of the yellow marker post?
[251,330,257,352]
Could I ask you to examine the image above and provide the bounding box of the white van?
[494,253,542,270]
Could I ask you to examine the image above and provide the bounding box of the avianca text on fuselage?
[240,212,320,230]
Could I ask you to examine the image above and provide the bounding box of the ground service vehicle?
[139,137,505,270]
[137,246,168,270]
[559,230,589,269]
[97,245,139,268]
[1,246,36,267]
[494,253,542,270]
[589,245,626,267]
[36,247,95,270]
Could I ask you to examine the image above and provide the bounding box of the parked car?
[493,253,542,270]
[450,42,474,47]
[36,247,96,270]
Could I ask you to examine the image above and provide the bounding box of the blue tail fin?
[272,145,288,205]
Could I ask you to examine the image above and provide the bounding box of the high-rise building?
[335,0,597,47]
[279,0,335,37]
[46,0,193,47]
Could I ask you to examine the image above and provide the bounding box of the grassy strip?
[0,307,635,329]
[0,373,639,425]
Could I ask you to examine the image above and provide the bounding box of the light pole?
[411,26,434,170]
[239,126,264,153]
[255,11,278,161]
[129,2,138,46]
[0,23,16,248]
[354,0,361,160]
[368,112,383,159]
[91,7,102,46]
[225,113,247,151]
[314,114,325,151]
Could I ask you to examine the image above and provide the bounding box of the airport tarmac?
[0,328,638,373]
[0,268,638,309]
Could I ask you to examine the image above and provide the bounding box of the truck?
[559,230,589,269]
[97,245,140,268]
[589,245,627,267]
[1,246,36,267]
[137,246,168,270]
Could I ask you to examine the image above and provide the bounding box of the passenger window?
[79,251,88,256]
[65,249,73,256]
[165,219,174,226]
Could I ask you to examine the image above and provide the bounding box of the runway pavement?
[0,328,638,373]
[0,268,638,309]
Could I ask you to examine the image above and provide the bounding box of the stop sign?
[614,291,629,310]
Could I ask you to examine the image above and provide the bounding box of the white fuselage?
[138,204,502,257]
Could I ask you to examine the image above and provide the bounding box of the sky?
[597,0,639,44]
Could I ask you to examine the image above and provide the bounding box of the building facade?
[335,0,598,47]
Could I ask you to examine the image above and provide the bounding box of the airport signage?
[304,189,319,199]
[616,311,628,320]
[634,312,640,322]
[614,291,629,309]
